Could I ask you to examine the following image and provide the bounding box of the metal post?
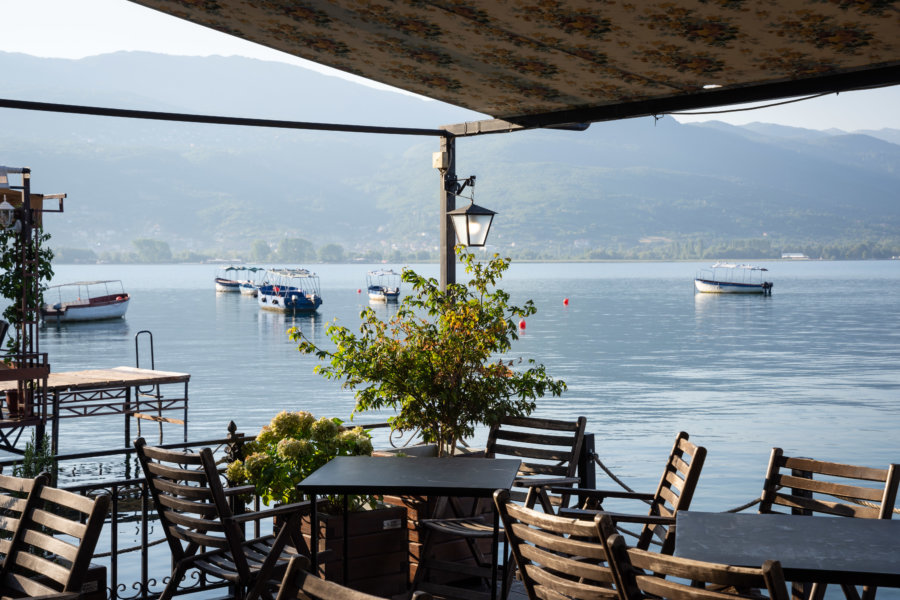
[578,433,597,488]
[439,135,456,290]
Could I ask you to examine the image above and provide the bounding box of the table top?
[676,511,900,587]
[297,456,521,497]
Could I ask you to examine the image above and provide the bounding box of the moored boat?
[41,280,130,322]
[238,268,267,297]
[694,263,773,294]
[366,269,401,302]
[215,266,259,293]
[257,268,323,313]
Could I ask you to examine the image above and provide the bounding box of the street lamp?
[0,195,20,232]
[444,175,496,247]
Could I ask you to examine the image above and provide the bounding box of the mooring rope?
[94,536,166,558]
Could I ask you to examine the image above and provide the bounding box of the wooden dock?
[0,367,190,455]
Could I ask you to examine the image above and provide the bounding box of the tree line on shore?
[50,235,900,264]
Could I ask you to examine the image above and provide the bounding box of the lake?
[34,260,900,514]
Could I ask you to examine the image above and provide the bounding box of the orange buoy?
[563,298,569,306]
[519,319,526,330]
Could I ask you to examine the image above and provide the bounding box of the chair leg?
[159,563,188,600]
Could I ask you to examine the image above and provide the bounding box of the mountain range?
[1,51,898,261]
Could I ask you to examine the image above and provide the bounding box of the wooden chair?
[758,448,900,600]
[604,531,790,600]
[495,489,619,600]
[135,438,316,600]
[275,555,432,600]
[417,415,588,599]
[555,431,706,555]
[0,472,49,569]
[0,477,110,599]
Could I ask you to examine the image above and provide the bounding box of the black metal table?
[675,511,900,588]
[297,455,521,599]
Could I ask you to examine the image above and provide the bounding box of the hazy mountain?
[0,51,897,260]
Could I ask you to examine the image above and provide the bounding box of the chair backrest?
[276,554,432,600]
[134,438,251,575]
[605,533,790,600]
[495,488,619,600]
[0,472,49,568]
[0,481,110,596]
[485,415,587,508]
[638,431,706,553]
[759,448,900,519]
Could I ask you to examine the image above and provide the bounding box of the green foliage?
[0,227,53,354]
[53,247,98,264]
[13,432,53,478]
[132,238,172,263]
[277,238,315,263]
[226,411,375,512]
[250,239,272,262]
[291,247,567,456]
[318,243,345,263]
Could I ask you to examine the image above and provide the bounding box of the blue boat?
[257,268,323,313]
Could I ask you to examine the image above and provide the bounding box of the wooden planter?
[299,505,409,597]
[4,388,33,419]
[373,445,492,585]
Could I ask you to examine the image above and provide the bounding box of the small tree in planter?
[290,247,566,456]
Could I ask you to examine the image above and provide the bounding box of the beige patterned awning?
[129,0,899,129]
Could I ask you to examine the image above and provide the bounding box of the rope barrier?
[94,536,166,558]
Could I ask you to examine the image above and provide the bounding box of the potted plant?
[290,247,566,456]
[291,247,567,582]
[225,411,409,595]
[0,201,53,419]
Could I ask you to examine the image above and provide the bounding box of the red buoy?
[519,319,526,330]
[357,289,361,294]
[563,298,569,306]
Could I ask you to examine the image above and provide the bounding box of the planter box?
[372,446,492,585]
[299,505,408,597]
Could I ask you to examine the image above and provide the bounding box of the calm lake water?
[35,260,900,514]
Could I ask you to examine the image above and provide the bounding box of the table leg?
[310,495,318,572]
[342,495,349,586]
[491,508,499,600]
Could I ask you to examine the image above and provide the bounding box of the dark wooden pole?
[439,135,456,289]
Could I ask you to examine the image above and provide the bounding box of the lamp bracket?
[444,174,475,197]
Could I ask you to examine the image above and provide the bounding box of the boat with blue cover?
[257,268,323,313]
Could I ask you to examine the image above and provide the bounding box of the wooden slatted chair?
[417,415,588,600]
[554,431,705,555]
[0,479,110,599]
[275,555,432,600]
[0,472,49,569]
[495,489,619,600]
[135,438,316,600]
[604,531,790,600]
[758,448,900,600]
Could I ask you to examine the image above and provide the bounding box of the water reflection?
[40,317,130,340]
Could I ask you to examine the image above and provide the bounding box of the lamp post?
[435,137,497,289]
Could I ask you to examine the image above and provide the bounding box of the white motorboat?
[366,269,401,302]
[258,268,323,313]
[41,280,130,322]
[694,263,773,294]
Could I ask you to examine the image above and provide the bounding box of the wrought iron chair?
[276,555,432,600]
[135,437,316,600]
[554,431,706,555]
[758,448,900,600]
[0,476,110,599]
[604,530,790,600]
[417,415,588,600]
[495,489,619,600]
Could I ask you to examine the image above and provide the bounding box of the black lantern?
[444,174,496,247]
[448,201,496,247]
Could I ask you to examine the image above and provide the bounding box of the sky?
[3,0,899,132]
